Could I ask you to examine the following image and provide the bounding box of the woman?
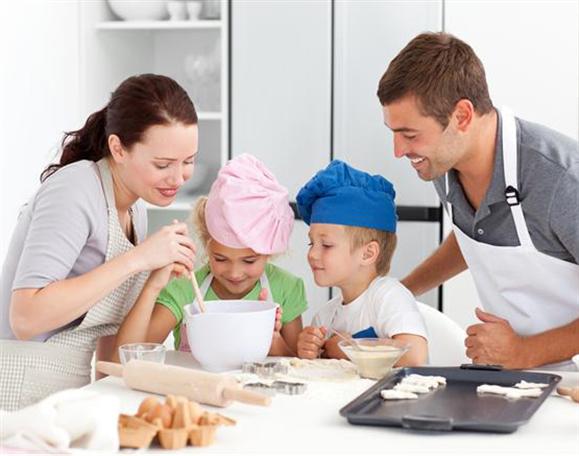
[0,74,198,410]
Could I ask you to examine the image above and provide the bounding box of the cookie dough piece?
[477,384,542,399]
[514,380,548,389]
[380,389,418,400]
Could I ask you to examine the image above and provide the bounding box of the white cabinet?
[231,0,332,198]
[333,0,442,207]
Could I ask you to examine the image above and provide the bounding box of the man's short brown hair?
[377,32,494,128]
[345,226,397,276]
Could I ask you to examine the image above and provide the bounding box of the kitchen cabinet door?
[333,0,442,207]
[231,0,332,198]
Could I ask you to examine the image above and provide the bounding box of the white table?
[85,352,579,454]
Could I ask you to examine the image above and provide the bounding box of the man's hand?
[465,308,529,368]
[297,326,327,359]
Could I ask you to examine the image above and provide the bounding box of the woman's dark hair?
[41,74,197,182]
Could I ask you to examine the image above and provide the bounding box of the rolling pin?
[97,360,271,408]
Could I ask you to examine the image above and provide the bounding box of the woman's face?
[113,122,199,207]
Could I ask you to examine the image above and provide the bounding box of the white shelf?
[197,111,222,121]
[145,201,195,211]
[96,20,222,31]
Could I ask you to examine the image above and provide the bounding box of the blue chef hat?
[296,160,397,232]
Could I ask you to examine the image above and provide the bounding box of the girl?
[0,74,198,410]
[114,154,307,358]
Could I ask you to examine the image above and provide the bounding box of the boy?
[296,160,428,366]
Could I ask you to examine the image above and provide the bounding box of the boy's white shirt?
[312,276,428,340]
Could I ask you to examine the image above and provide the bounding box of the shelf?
[96,20,222,31]
[145,201,195,211]
[197,111,222,121]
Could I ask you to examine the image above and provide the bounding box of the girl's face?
[111,122,199,207]
[207,239,269,299]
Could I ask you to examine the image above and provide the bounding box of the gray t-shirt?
[434,111,579,264]
[0,160,147,341]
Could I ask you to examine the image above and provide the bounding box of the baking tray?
[339,365,561,433]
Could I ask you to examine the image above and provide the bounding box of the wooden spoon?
[557,386,579,403]
[172,219,206,313]
[190,270,206,313]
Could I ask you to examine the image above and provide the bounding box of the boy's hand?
[297,326,327,359]
[322,334,348,360]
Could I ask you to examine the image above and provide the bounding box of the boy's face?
[382,95,464,181]
[207,239,269,298]
[307,223,365,288]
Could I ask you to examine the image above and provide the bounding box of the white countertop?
[84,352,579,454]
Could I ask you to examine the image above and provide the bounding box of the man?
[377,32,578,369]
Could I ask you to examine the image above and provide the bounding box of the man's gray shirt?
[434,110,579,265]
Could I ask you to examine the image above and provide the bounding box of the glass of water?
[118,343,166,365]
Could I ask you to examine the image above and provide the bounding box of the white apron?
[448,107,579,370]
[0,159,149,410]
[178,272,274,351]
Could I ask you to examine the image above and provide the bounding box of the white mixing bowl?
[184,300,276,372]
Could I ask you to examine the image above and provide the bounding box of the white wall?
[443,0,579,329]
[0,1,81,264]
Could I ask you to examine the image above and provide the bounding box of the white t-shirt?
[312,276,428,340]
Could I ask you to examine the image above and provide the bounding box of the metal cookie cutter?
[241,361,288,377]
[244,380,307,396]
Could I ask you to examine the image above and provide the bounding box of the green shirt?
[156,263,308,349]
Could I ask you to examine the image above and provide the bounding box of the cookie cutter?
[244,380,307,396]
[241,361,288,377]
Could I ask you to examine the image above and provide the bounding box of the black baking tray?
[339,365,561,433]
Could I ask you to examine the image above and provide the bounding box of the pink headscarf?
[205,154,294,254]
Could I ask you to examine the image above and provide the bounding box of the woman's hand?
[130,222,196,273]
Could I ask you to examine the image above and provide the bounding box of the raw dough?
[477,384,542,399]
[514,380,548,389]
[284,358,359,381]
[380,389,418,400]
[394,383,431,394]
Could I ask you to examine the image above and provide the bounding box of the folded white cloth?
[0,388,119,452]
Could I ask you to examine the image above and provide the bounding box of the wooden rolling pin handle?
[96,361,124,377]
[223,387,272,407]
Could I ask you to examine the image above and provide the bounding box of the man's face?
[382,95,463,181]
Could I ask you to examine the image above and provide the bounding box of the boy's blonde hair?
[344,226,397,276]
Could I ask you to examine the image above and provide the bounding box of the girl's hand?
[130,222,196,273]
[273,306,282,333]
[257,289,281,333]
[146,262,188,292]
